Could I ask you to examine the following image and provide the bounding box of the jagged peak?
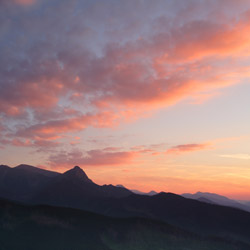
[63,166,93,183]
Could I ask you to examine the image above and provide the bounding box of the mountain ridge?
[1,164,250,246]
[182,191,250,212]
[1,197,248,250]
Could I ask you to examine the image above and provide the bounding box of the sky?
[0,0,250,199]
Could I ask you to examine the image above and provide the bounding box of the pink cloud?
[1,0,250,150]
[0,79,65,119]
[7,138,60,151]
[2,9,250,120]
[14,0,36,5]
[166,143,212,155]
[47,142,168,170]
[159,18,250,63]
[48,148,140,169]
[15,111,119,141]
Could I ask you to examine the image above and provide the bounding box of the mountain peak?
[63,166,93,183]
[73,165,81,171]
[15,164,35,169]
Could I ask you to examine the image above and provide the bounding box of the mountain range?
[182,191,250,212]
[0,164,132,203]
[1,164,250,249]
[1,197,249,250]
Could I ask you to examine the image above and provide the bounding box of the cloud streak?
[48,148,140,170]
[220,154,250,160]
[166,143,211,155]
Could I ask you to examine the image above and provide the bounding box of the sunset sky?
[0,0,250,199]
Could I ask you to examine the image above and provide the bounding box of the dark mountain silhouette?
[31,165,132,209]
[30,167,250,245]
[2,164,250,247]
[89,192,250,245]
[0,164,131,207]
[0,198,249,250]
[0,164,59,201]
[182,191,250,212]
[61,165,94,183]
[116,184,158,196]
[15,164,59,177]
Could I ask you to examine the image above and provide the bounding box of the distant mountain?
[197,197,215,204]
[131,189,158,196]
[116,185,158,196]
[1,198,249,250]
[182,192,250,212]
[237,200,250,207]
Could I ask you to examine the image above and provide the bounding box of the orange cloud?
[166,143,211,155]
[47,143,168,170]
[165,20,250,62]
[220,154,250,160]
[48,148,140,170]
